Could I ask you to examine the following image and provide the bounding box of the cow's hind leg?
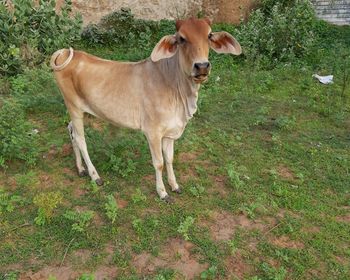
[70,116,103,185]
[67,121,87,177]
[162,137,181,194]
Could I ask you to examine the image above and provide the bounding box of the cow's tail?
[50,47,74,71]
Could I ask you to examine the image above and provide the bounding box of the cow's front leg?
[162,137,181,194]
[146,134,171,202]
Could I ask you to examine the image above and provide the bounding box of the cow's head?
[151,18,241,84]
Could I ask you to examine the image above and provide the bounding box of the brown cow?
[51,18,241,202]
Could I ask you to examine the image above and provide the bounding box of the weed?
[200,265,218,279]
[14,171,37,188]
[0,0,82,75]
[77,274,95,280]
[178,216,195,241]
[63,210,94,233]
[0,189,24,215]
[227,239,238,256]
[260,262,287,280]
[189,183,205,198]
[104,194,118,224]
[86,180,100,194]
[131,188,147,204]
[0,99,39,166]
[33,192,63,225]
[226,163,243,189]
[275,116,296,130]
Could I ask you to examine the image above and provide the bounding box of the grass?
[0,22,349,280]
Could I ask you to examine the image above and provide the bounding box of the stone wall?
[312,0,350,25]
[56,0,256,25]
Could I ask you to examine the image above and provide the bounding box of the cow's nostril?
[194,62,211,70]
[202,62,210,69]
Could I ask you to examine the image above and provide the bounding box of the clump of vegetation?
[81,7,172,51]
[0,99,39,167]
[237,0,317,68]
[10,67,64,114]
[0,189,24,214]
[33,191,63,225]
[63,209,94,233]
[178,216,195,241]
[226,163,243,188]
[0,0,82,76]
[131,188,147,204]
[104,194,118,224]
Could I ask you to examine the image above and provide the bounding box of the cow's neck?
[159,53,200,121]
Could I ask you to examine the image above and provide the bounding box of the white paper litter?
[312,74,333,84]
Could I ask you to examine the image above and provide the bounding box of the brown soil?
[19,266,80,280]
[133,238,208,278]
[177,151,199,162]
[19,265,118,280]
[225,251,253,279]
[302,226,321,234]
[203,211,267,241]
[116,198,129,209]
[72,249,91,263]
[336,214,350,223]
[277,164,295,180]
[203,0,257,24]
[270,235,304,249]
[61,143,73,157]
[38,173,54,189]
[72,187,87,198]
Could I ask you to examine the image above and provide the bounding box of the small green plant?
[132,218,143,235]
[2,271,18,280]
[86,180,100,193]
[33,191,63,225]
[104,194,118,224]
[131,188,147,203]
[260,262,287,280]
[275,115,296,130]
[177,216,195,241]
[227,239,238,255]
[63,209,94,233]
[77,274,95,280]
[0,188,24,214]
[14,171,37,187]
[189,184,205,198]
[200,265,218,279]
[226,163,243,188]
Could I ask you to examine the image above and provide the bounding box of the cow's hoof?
[78,170,88,177]
[172,187,182,194]
[162,195,174,204]
[95,178,104,186]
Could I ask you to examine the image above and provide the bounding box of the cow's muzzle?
[192,62,211,83]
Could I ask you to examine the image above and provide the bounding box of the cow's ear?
[151,35,178,62]
[209,32,241,55]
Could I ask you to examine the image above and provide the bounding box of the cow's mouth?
[192,74,208,83]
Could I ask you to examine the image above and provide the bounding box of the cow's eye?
[179,36,186,44]
[208,33,213,40]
